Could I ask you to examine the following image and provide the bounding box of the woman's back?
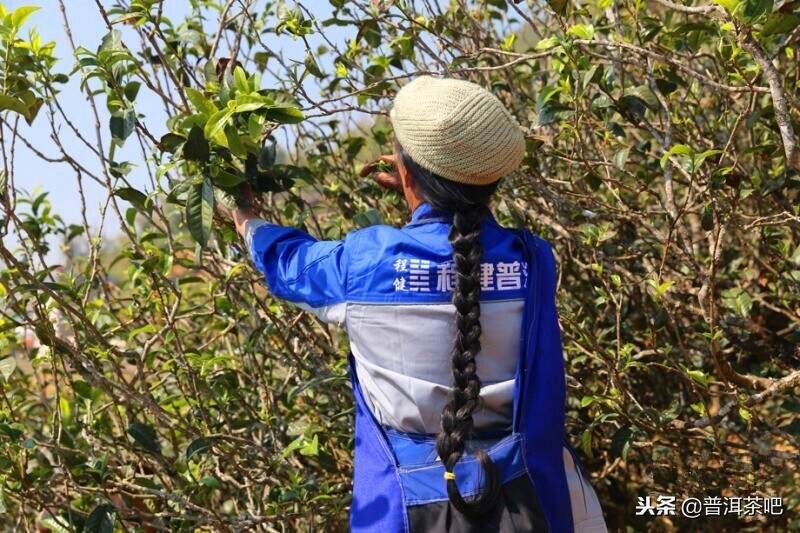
[247,203,527,434]
[343,204,527,434]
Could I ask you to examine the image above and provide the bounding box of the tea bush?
[0,0,798,530]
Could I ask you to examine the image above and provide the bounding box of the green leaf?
[625,85,659,110]
[109,161,134,178]
[344,136,366,159]
[283,434,320,457]
[265,105,304,124]
[268,164,315,187]
[567,24,595,40]
[10,6,39,28]
[721,287,753,317]
[214,188,239,211]
[0,423,23,440]
[537,102,573,126]
[84,504,116,533]
[353,208,384,228]
[185,87,216,115]
[73,380,100,400]
[358,19,381,48]
[186,178,214,246]
[536,86,562,109]
[304,53,324,78]
[740,0,772,21]
[211,168,246,188]
[111,13,143,25]
[580,429,593,458]
[713,0,741,12]
[655,279,674,296]
[0,93,29,116]
[660,144,694,168]
[655,78,678,95]
[685,368,710,387]
[186,437,212,459]
[258,143,277,170]
[235,102,266,120]
[233,66,250,93]
[39,517,70,533]
[18,91,43,125]
[590,97,614,115]
[204,108,234,140]
[0,357,15,380]
[98,29,122,53]
[616,95,648,121]
[610,425,634,460]
[184,126,210,162]
[693,149,721,169]
[700,203,714,231]
[247,114,264,141]
[613,147,630,170]
[224,127,247,158]
[690,402,706,415]
[546,0,568,15]
[200,475,221,488]
[233,94,269,113]
[300,434,319,456]
[126,422,161,455]
[783,419,800,436]
[159,132,186,153]
[109,109,135,144]
[535,36,559,50]
[283,435,305,457]
[124,81,141,102]
[761,12,800,36]
[113,187,151,213]
[581,65,599,91]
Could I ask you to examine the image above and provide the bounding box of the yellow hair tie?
[443,471,456,481]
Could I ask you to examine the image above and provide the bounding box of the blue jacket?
[247,203,607,532]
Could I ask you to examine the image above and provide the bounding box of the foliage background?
[0,0,799,531]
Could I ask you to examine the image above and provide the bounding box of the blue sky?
[3,1,353,258]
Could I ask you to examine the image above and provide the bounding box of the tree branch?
[740,31,800,171]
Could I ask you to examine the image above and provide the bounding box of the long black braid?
[395,140,501,517]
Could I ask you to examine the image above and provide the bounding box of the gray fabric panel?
[563,448,608,532]
[295,301,347,325]
[244,218,268,253]
[346,300,524,434]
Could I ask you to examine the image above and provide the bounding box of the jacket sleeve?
[245,219,348,325]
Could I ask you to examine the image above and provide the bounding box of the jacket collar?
[409,202,446,223]
[405,202,496,227]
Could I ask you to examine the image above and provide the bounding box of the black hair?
[394,139,501,517]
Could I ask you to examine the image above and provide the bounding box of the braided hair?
[395,140,501,517]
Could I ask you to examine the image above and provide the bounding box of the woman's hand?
[360,154,402,192]
[230,184,259,238]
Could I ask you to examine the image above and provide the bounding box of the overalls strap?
[514,230,573,532]
[350,356,409,532]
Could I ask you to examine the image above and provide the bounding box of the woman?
[230,77,607,532]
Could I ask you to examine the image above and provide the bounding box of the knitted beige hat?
[389,76,526,185]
